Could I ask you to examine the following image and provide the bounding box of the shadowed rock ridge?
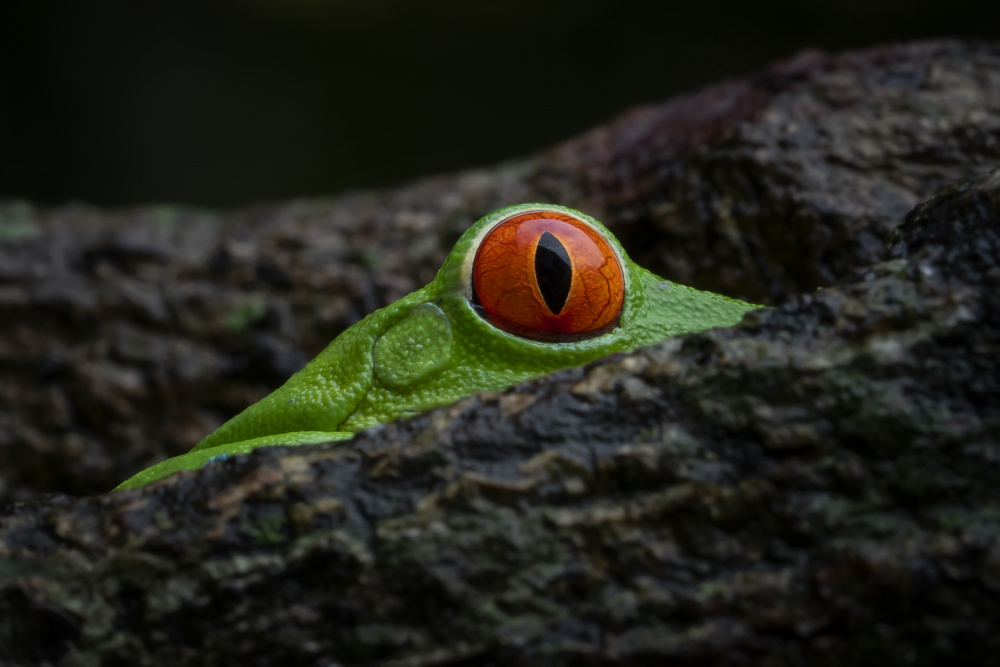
[1,40,999,665]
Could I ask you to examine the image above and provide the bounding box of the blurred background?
[1,0,998,208]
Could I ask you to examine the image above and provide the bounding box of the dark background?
[1,0,998,208]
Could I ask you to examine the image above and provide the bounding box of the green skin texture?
[116,204,760,490]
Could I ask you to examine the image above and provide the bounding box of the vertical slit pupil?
[534,231,573,315]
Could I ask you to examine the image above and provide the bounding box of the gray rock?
[0,40,998,665]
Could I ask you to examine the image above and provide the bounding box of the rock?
[1,41,999,504]
[1,40,999,665]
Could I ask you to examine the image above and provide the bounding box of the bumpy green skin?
[116,204,759,490]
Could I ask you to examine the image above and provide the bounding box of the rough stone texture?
[1,40,999,665]
[1,40,999,505]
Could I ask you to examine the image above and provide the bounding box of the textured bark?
[1,40,999,666]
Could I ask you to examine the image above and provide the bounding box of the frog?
[115,203,759,490]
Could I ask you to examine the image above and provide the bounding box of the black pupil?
[534,231,573,315]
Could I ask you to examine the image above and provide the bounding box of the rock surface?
[2,40,999,504]
[1,40,999,665]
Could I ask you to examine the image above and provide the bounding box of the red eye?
[471,211,625,341]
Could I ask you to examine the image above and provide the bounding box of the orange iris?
[471,211,625,341]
